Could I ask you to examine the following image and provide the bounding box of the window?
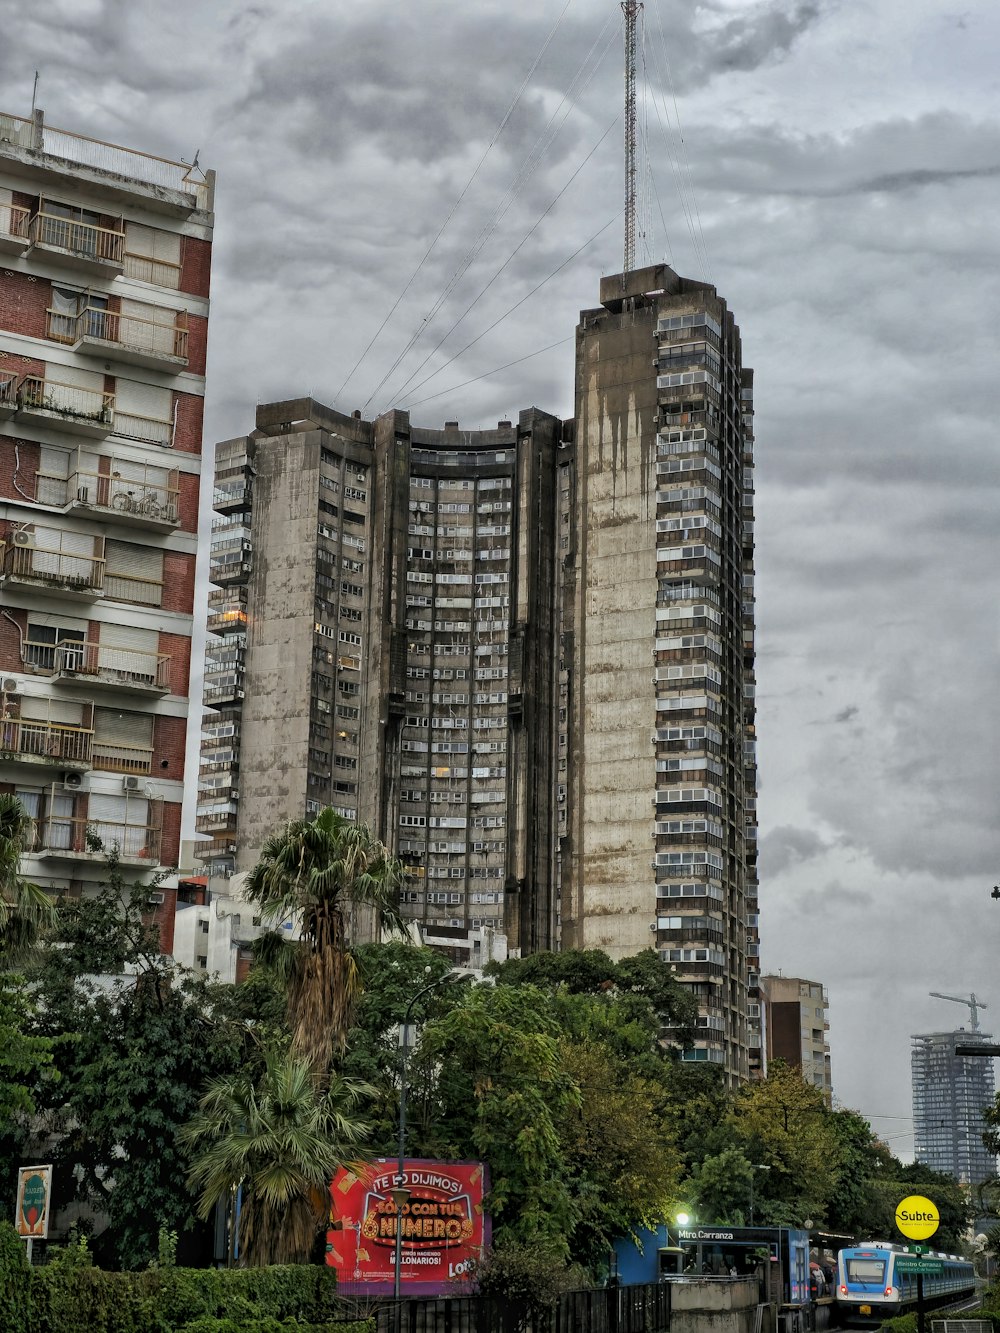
[104,541,163,606]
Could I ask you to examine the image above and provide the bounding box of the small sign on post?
[894,1195,940,1333]
[14,1164,53,1262]
[894,1195,940,1241]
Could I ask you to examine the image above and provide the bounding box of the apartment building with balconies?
[561,264,758,1085]
[0,108,213,902]
[195,400,565,960]
[759,975,832,1105]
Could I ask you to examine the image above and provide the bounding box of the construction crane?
[929,991,987,1032]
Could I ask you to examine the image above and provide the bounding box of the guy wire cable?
[399,210,622,411]
[389,112,621,408]
[334,0,575,407]
[365,6,621,414]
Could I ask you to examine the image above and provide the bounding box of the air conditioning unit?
[146,891,165,906]
[1,678,18,693]
[122,775,141,792]
[12,530,34,548]
[62,771,85,791]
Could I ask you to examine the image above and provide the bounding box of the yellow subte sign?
[895,1194,940,1240]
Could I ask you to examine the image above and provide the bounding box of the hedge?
[0,1221,373,1333]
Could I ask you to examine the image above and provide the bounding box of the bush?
[0,1222,32,1328]
[25,1252,354,1333]
[878,1316,917,1333]
[178,1322,374,1333]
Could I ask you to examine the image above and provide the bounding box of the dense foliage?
[2,803,978,1282]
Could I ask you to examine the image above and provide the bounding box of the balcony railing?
[213,483,251,512]
[103,571,163,606]
[47,305,188,366]
[19,375,115,435]
[28,209,124,268]
[195,811,238,834]
[71,465,180,527]
[37,816,161,863]
[0,718,93,765]
[113,409,174,447]
[122,252,182,289]
[0,370,16,414]
[46,640,170,692]
[203,679,245,706]
[206,609,248,636]
[92,741,154,775]
[0,202,29,254]
[1,540,105,594]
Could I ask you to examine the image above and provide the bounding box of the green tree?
[983,1093,1000,1158]
[244,809,404,1074]
[658,1063,732,1174]
[338,941,459,1151]
[411,978,686,1273]
[0,975,54,1122]
[414,983,581,1251]
[9,864,248,1268]
[181,1047,373,1266]
[687,1147,756,1225]
[726,1060,840,1225]
[0,792,57,963]
[825,1109,897,1236]
[557,1040,681,1269]
[491,947,697,1048]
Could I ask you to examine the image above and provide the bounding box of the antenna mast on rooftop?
[622,2,642,275]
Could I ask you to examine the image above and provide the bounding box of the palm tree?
[0,793,56,964]
[244,808,404,1075]
[181,1046,373,1265]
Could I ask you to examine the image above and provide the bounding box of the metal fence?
[360,1283,671,1333]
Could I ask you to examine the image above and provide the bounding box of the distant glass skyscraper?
[911,1030,997,1186]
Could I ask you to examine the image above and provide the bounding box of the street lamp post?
[393,973,460,1320]
[749,1164,770,1226]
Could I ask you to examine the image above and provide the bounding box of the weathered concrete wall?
[669,1279,770,1333]
[235,430,321,867]
[564,299,661,957]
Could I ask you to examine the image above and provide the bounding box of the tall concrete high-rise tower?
[563,263,758,1081]
[196,401,566,965]
[194,263,759,1077]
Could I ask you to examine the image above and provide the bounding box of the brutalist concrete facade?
[561,264,759,1081]
[195,265,759,1075]
[196,399,567,960]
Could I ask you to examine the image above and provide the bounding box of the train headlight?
[884,1287,893,1297]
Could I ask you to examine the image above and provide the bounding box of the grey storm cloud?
[759,825,830,877]
[712,1,822,70]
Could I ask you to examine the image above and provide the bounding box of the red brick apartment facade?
[0,108,213,912]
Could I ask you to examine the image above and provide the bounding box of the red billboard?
[326,1158,490,1295]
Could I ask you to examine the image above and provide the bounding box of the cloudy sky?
[5,0,999,1161]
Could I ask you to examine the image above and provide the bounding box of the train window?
[847,1258,886,1283]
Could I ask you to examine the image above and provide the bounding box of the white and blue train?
[836,1242,975,1326]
